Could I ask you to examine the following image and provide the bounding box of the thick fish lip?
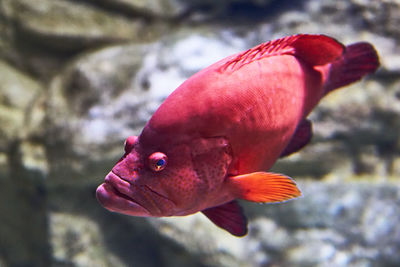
[96,172,152,217]
[98,171,176,216]
[96,183,151,217]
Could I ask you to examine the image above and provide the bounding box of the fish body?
[96,34,379,236]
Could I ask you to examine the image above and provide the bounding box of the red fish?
[96,34,379,236]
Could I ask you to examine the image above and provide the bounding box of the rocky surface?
[3,0,156,50]
[150,181,400,267]
[0,0,399,266]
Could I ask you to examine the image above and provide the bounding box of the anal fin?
[280,119,312,157]
[202,200,248,237]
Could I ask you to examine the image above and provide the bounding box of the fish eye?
[148,152,168,172]
[124,136,137,153]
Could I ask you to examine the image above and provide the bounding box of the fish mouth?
[96,182,151,217]
[96,171,175,217]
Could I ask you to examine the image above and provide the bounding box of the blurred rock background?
[0,0,399,266]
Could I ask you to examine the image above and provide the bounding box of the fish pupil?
[156,159,165,167]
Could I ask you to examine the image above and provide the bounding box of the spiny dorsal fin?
[219,34,345,72]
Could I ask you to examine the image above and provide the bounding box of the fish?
[96,34,379,236]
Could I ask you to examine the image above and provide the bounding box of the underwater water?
[0,0,399,266]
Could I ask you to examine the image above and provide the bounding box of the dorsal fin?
[219,34,345,72]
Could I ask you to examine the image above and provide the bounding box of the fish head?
[96,132,233,217]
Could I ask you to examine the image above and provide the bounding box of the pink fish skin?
[96,34,379,236]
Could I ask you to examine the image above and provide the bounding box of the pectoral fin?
[227,172,302,203]
[202,200,248,237]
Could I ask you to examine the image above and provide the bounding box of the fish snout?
[98,171,156,216]
[111,160,142,184]
[95,182,151,217]
[100,171,176,217]
[111,169,140,184]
